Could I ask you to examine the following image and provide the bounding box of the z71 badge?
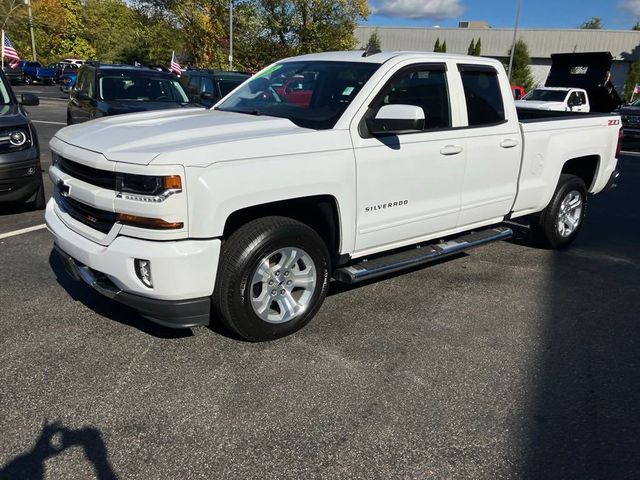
[608,119,620,126]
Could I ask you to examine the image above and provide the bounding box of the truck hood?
[53,109,315,165]
[514,100,564,110]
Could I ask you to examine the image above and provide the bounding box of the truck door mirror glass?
[366,104,425,136]
[20,93,39,106]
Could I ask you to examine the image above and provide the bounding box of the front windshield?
[216,61,380,129]
[524,89,568,102]
[99,75,189,103]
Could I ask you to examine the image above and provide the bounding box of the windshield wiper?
[217,107,262,116]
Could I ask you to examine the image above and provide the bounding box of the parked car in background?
[19,60,56,85]
[2,65,24,84]
[0,70,43,209]
[67,63,197,125]
[62,58,85,66]
[516,86,590,112]
[617,97,640,146]
[50,62,79,83]
[59,70,77,95]
[512,85,525,100]
[180,69,250,107]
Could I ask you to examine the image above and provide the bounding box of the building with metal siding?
[355,26,640,94]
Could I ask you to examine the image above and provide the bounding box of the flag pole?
[1,30,5,70]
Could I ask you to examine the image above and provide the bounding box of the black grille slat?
[58,157,116,190]
[59,195,116,233]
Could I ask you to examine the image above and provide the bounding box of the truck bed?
[516,107,616,123]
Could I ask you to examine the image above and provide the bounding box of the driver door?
[351,63,467,254]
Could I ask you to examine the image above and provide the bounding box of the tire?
[24,75,32,85]
[66,111,73,126]
[32,180,46,210]
[531,174,587,249]
[213,216,331,342]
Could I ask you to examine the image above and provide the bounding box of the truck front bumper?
[46,198,221,328]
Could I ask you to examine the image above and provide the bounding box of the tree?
[434,38,441,52]
[507,38,534,91]
[441,40,447,53]
[474,38,482,56]
[364,30,381,51]
[633,22,640,31]
[467,38,475,55]
[579,17,602,29]
[624,60,640,101]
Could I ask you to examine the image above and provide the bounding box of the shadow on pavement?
[523,156,640,478]
[0,421,118,480]
[49,249,193,339]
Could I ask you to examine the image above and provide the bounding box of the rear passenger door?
[455,64,522,227]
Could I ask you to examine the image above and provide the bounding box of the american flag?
[170,51,181,76]
[3,33,20,68]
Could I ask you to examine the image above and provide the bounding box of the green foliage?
[633,22,640,31]
[364,30,381,51]
[441,40,447,53]
[579,17,602,29]
[507,39,534,91]
[434,38,441,52]
[467,39,475,55]
[624,61,640,101]
[474,38,481,56]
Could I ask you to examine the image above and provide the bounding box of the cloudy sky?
[366,0,640,30]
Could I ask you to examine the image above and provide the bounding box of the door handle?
[440,145,463,156]
[500,139,519,149]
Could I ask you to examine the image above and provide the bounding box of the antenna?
[362,45,382,58]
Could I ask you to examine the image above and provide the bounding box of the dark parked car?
[0,70,43,209]
[59,71,77,95]
[2,65,24,84]
[179,69,250,108]
[67,63,196,125]
[618,98,640,147]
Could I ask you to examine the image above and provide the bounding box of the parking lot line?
[30,120,66,125]
[0,224,46,240]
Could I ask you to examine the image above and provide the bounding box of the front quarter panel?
[184,133,356,254]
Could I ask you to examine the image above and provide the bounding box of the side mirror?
[366,104,425,135]
[20,93,39,106]
[75,90,90,101]
[200,91,214,100]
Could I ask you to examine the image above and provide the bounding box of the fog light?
[134,259,153,288]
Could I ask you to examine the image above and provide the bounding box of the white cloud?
[620,0,640,16]
[371,0,464,20]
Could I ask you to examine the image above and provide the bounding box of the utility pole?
[229,1,233,70]
[24,0,36,61]
[507,0,522,81]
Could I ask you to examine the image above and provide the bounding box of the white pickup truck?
[515,87,590,112]
[45,51,622,341]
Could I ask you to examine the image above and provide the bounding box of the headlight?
[0,128,31,150]
[116,173,182,202]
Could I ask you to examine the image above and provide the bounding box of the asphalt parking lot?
[1,84,639,480]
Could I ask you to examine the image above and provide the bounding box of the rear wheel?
[531,174,587,249]
[213,216,330,342]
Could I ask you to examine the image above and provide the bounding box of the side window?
[578,91,587,104]
[459,66,505,126]
[376,66,451,131]
[201,77,215,95]
[76,70,87,92]
[186,76,201,96]
[86,72,95,98]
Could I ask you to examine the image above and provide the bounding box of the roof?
[280,50,503,65]
[355,26,640,62]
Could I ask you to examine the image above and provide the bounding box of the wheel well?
[223,196,341,260]
[561,155,599,190]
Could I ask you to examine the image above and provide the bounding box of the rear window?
[459,67,505,126]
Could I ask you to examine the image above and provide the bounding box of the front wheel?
[213,216,330,342]
[531,174,587,249]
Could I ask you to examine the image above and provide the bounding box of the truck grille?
[58,156,115,190]
[58,195,116,233]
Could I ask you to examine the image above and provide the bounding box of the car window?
[99,75,189,103]
[75,69,88,92]
[375,66,451,131]
[459,67,505,126]
[217,61,380,130]
[0,78,11,104]
[218,79,244,97]
[523,89,568,102]
[186,76,201,96]
[201,77,214,95]
[86,72,95,98]
[578,91,587,104]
